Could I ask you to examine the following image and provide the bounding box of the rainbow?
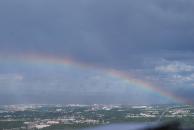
[0,53,191,104]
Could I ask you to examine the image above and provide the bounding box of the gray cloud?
[0,0,193,62]
[0,0,194,104]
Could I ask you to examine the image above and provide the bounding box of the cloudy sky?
[0,0,194,105]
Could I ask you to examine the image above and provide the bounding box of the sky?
[0,0,194,105]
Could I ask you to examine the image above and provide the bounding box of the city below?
[0,104,194,130]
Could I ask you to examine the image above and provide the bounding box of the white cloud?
[0,74,23,81]
[155,62,194,73]
[171,74,194,82]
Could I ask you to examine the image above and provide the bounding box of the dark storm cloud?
[0,0,193,68]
